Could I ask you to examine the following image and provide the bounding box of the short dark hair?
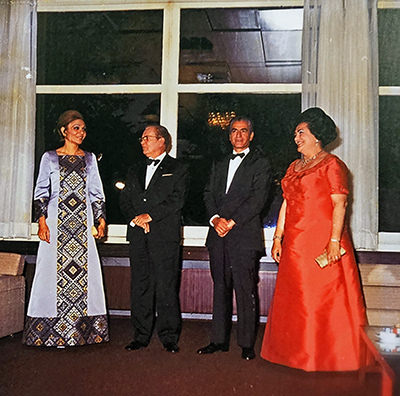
[56,110,84,140]
[229,116,254,134]
[148,124,172,153]
[294,107,337,146]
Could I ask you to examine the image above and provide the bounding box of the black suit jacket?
[204,148,271,252]
[120,154,189,244]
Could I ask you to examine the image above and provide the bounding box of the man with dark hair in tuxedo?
[120,124,188,353]
[197,116,271,360]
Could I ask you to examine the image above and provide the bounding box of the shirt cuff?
[209,214,220,227]
[129,221,136,228]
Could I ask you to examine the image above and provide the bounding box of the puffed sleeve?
[33,152,51,221]
[326,156,349,195]
[88,153,106,222]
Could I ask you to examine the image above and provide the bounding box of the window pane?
[179,8,303,84]
[379,96,400,232]
[178,93,301,226]
[36,94,160,223]
[378,9,400,86]
[37,11,163,85]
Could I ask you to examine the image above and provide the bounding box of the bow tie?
[146,158,160,166]
[230,152,245,160]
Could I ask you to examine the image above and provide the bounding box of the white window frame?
[32,0,400,252]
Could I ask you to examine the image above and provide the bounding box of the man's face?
[140,126,165,158]
[229,120,254,153]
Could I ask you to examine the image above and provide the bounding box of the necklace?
[301,150,323,166]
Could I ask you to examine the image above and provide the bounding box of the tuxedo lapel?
[137,161,147,191]
[145,154,171,191]
[218,157,230,195]
[225,150,254,195]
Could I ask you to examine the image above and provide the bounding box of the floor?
[0,318,382,396]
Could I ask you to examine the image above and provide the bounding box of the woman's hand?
[271,200,286,264]
[271,239,282,263]
[94,218,106,239]
[326,240,341,264]
[38,216,50,243]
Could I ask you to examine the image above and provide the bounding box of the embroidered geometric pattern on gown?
[24,155,109,347]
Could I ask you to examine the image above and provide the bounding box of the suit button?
[143,198,147,202]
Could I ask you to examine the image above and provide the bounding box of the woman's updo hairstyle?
[294,107,337,147]
[56,110,85,140]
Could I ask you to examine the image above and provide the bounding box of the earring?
[315,139,319,143]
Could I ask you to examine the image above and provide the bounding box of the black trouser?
[129,238,181,345]
[208,244,259,348]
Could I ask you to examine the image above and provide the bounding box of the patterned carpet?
[0,318,381,396]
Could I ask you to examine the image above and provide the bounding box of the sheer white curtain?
[302,0,378,250]
[0,0,37,238]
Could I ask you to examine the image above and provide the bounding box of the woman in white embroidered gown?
[23,110,109,347]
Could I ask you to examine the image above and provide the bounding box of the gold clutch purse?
[315,247,346,268]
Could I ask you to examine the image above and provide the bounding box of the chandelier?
[207,111,236,130]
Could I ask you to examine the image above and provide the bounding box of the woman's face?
[293,122,318,154]
[62,119,87,146]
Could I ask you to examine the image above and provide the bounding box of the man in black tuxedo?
[120,125,188,353]
[197,116,271,360]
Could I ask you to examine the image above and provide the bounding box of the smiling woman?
[57,117,87,155]
[261,107,367,372]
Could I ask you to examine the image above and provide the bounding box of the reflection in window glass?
[178,93,301,226]
[36,94,160,223]
[378,9,400,86]
[379,97,400,232]
[180,8,303,84]
[38,11,163,85]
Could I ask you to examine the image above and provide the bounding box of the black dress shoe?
[197,342,229,354]
[241,347,255,360]
[125,340,147,351]
[163,342,179,353]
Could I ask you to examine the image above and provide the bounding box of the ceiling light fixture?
[207,111,236,130]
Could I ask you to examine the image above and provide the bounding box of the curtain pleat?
[0,0,37,238]
[302,0,378,250]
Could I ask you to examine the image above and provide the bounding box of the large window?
[36,2,302,230]
[34,0,400,249]
[378,8,400,233]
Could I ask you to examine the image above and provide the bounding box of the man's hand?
[212,217,236,237]
[133,213,152,233]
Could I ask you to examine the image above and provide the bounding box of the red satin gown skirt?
[261,156,367,372]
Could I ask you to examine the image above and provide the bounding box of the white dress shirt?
[225,148,249,193]
[130,151,166,228]
[209,148,250,226]
[145,151,166,189]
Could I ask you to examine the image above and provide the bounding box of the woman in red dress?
[261,107,367,371]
